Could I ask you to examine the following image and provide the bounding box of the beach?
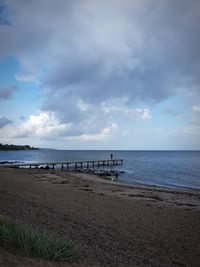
[0,167,200,267]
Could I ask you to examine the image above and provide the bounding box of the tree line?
[0,144,38,151]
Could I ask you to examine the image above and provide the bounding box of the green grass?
[0,217,78,262]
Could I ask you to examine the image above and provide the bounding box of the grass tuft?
[0,217,78,262]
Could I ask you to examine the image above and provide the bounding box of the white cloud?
[76,99,91,112]
[65,123,118,142]
[183,126,200,135]
[15,72,38,82]
[154,127,163,132]
[101,102,151,120]
[17,112,73,138]
[0,111,118,143]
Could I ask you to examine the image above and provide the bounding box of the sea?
[0,149,200,190]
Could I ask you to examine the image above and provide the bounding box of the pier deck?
[6,159,123,170]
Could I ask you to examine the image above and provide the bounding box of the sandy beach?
[0,167,200,267]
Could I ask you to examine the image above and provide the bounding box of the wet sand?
[0,167,200,266]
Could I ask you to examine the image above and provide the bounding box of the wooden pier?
[8,159,123,170]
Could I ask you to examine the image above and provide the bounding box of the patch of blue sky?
[0,56,19,84]
[156,94,190,114]
[151,95,191,128]
[0,86,41,120]
[0,56,42,120]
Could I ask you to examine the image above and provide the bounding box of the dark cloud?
[0,0,10,25]
[0,116,12,128]
[41,0,200,108]
[142,0,200,87]
[0,85,18,100]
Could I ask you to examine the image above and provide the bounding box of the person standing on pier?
[110,154,113,160]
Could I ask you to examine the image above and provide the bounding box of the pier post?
[66,163,69,170]
[61,164,64,171]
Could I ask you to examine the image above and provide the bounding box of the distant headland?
[0,143,38,151]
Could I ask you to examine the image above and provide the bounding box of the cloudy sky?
[0,0,200,150]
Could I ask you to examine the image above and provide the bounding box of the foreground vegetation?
[0,144,38,151]
[0,218,78,262]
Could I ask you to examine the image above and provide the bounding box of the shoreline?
[62,169,200,209]
[118,178,200,194]
[68,168,200,192]
[2,161,200,191]
[0,167,200,266]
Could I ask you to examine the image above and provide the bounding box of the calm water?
[0,150,200,190]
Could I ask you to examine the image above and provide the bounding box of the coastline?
[0,167,200,266]
[1,149,200,190]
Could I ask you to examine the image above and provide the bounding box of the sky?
[0,0,200,150]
